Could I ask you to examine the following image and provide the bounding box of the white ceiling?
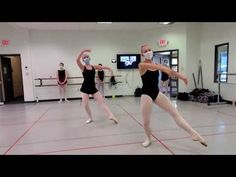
[8,22,178,31]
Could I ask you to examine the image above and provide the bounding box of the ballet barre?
[34,75,122,87]
[208,72,236,106]
[34,82,122,87]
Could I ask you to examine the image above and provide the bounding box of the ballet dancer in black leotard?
[57,62,70,103]
[139,44,207,147]
[76,49,118,124]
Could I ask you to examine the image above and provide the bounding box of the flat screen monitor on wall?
[117,54,141,69]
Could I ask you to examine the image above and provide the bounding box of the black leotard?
[98,70,104,82]
[58,70,67,85]
[161,71,169,81]
[80,66,98,94]
[141,70,160,100]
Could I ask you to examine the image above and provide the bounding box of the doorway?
[153,49,179,97]
[0,55,24,104]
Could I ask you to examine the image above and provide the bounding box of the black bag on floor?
[177,92,189,101]
[134,88,142,97]
[208,95,223,103]
[189,88,200,97]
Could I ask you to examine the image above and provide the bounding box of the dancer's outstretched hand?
[183,77,188,85]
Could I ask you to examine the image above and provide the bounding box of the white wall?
[186,23,201,91]
[0,23,34,101]
[29,30,143,100]
[30,24,191,101]
[200,23,236,101]
[0,23,198,101]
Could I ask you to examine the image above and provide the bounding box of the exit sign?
[158,39,169,47]
[1,40,10,46]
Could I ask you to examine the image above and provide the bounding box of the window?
[172,58,178,65]
[214,43,229,83]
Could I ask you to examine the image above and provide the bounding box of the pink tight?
[81,91,115,120]
[141,92,206,147]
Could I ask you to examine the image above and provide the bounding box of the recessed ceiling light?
[97,22,112,24]
[159,22,174,25]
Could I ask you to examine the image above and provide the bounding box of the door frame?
[0,57,5,102]
[0,54,24,103]
[153,49,179,97]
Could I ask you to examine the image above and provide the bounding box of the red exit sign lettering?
[159,39,168,47]
[1,40,10,46]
